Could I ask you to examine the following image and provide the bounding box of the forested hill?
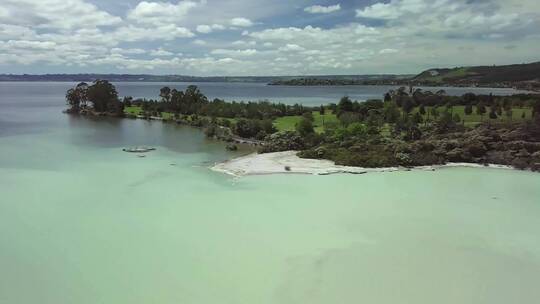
[413,62,540,85]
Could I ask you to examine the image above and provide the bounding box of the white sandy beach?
[211,151,514,176]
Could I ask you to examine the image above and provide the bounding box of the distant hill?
[0,74,280,83]
[269,75,412,86]
[0,74,410,83]
[413,62,540,85]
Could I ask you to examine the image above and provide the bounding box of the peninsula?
[65,79,540,173]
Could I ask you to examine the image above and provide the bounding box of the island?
[65,80,540,173]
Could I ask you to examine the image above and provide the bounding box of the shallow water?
[1,82,540,303]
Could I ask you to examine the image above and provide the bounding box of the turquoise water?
[1,83,540,303]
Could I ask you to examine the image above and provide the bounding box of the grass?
[411,105,532,126]
[124,106,143,115]
[419,67,471,83]
[273,111,338,133]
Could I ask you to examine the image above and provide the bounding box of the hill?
[414,62,540,85]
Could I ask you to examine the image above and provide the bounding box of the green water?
[1,82,540,303]
[1,124,540,304]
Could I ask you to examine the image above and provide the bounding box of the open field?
[273,111,338,133]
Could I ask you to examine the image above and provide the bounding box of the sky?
[0,0,539,76]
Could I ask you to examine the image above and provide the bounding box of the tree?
[412,112,423,125]
[464,104,473,115]
[431,106,439,118]
[534,101,540,125]
[338,96,353,113]
[384,92,392,102]
[302,111,314,121]
[505,109,513,121]
[319,105,325,115]
[65,82,89,112]
[476,102,486,121]
[419,104,426,115]
[296,117,314,136]
[87,80,119,112]
[401,97,414,115]
[159,86,171,103]
[383,101,400,124]
[489,109,498,120]
[453,113,461,124]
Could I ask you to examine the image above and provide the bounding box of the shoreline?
[210,151,515,177]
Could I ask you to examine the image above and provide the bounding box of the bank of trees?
[66,80,123,115]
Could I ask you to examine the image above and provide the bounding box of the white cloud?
[211,48,258,56]
[304,4,341,14]
[230,17,254,27]
[0,0,122,30]
[150,47,174,56]
[356,2,403,20]
[193,39,207,45]
[379,48,399,54]
[113,25,195,42]
[127,0,199,25]
[111,48,146,55]
[232,40,257,47]
[196,24,225,33]
[278,44,305,52]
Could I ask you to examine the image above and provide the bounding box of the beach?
[211,150,515,176]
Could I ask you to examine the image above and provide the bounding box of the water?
[0,81,531,107]
[1,82,540,304]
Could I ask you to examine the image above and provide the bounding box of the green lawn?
[273,111,338,133]
[411,105,532,125]
[124,106,143,115]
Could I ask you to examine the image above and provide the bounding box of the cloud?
[278,44,305,52]
[379,48,399,54]
[196,24,225,33]
[0,0,121,30]
[355,0,538,40]
[211,48,258,56]
[113,25,195,42]
[127,0,199,25]
[304,4,341,14]
[230,17,254,27]
[150,48,174,56]
[111,48,146,55]
[0,0,539,75]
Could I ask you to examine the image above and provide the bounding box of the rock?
[466,142,487,157]
[226,144,238,151]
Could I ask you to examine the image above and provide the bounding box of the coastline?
[210,150,514,177]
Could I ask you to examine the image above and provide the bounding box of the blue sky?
[0,0,539,75]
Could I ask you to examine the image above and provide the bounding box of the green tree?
[476,102,486,121]
[505,109,513,121]
[296,117,314,136]
[86,80,119,113]
[302,111,314,121]
[464,104,473,115]
[383,101,400,124]
[338,96,353,112]
[159,86,171,103]
[489,109,498,120]
[452,113,461,124]
[431,106,439,118]
[419,104,426,115]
